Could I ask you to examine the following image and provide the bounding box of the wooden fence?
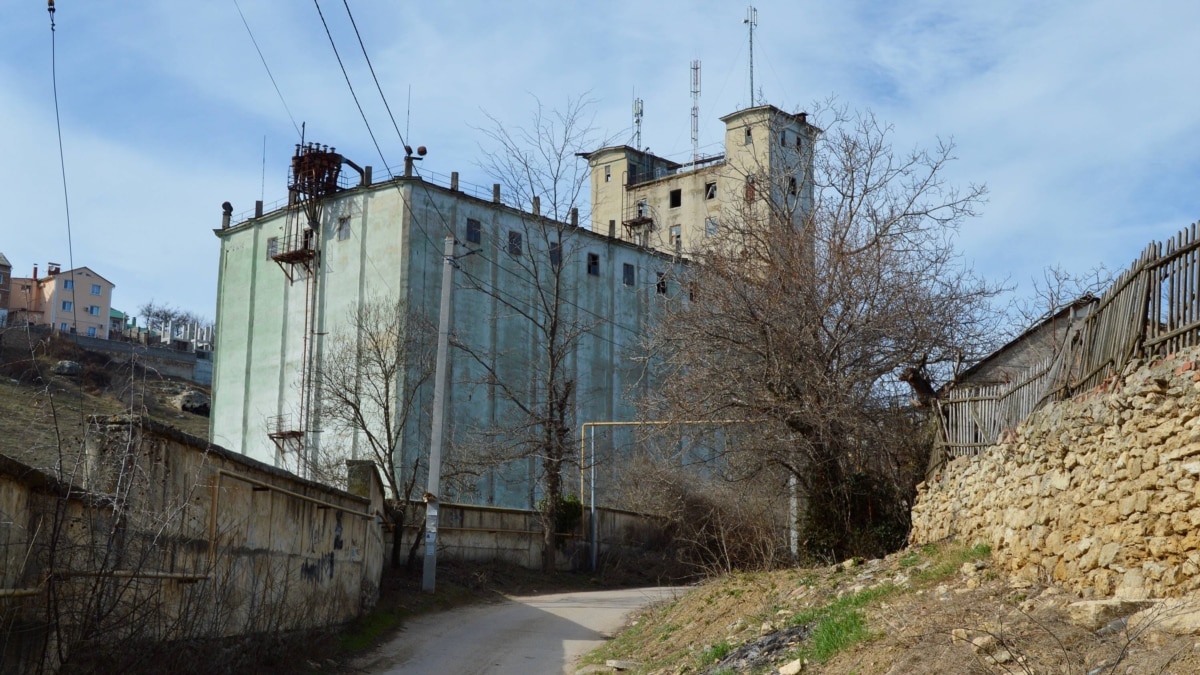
[942,223,1200,457]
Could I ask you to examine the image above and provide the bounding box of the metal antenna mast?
[690,60,701,164]
[744,5,757,107]
[632,96,644,150]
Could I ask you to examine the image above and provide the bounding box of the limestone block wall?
[911,347,1200,599]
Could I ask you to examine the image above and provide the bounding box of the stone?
[54,360,81,376]
[778,659,804,675]
[1130,600,1200,635]
[951,628,968,644]
[1067,599,1158,631]
[174,389,211,417]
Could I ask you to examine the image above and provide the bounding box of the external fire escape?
[268,143,365,471]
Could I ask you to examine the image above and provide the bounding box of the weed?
[702,640,733,664]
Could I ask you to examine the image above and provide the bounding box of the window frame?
[63,279,74,290]
[669,189,682,209]
[550,241,562,269]
[669,225,682,249]
[656,272,668,295]
[705,216,719,237]
[586,252,600,276]
[705,182,717,200]
[466,218,482,244]
[61,300,73,311]
[266,236,279,259]
[90,283,102,295]
[506,230,523,256]
[86,326,97,337]
[337,216,351,241]
[622,263,635,287]
[88,305,100,316]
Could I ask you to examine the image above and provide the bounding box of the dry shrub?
[616,458,789,577]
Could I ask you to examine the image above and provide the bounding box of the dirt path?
[351,587,678,674]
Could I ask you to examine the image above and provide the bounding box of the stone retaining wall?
[911,347,1200,600]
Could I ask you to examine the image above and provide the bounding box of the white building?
[209,151,684,508]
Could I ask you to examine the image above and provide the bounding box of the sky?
[2,0,1199,323]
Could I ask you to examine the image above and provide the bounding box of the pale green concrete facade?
[211,174,683,509]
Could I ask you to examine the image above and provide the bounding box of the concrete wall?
[210,173,684,509]
[911,347,1200,600]
[0,416,385,671]
[70,332,212,385]
[395,501,668,571]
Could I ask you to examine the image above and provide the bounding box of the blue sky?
[2,1,1200,322]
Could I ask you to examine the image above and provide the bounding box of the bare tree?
[313,296,433,568]
[453,96,611,572]
[644,103,1003,561]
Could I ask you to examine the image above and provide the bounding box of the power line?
[313,0,388,169]
[340,0,408,151]
[47,1,79,337]
[232,0,302,138]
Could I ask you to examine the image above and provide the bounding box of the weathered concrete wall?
[396,501,667,571]
[912,347,1200,600]
[0,416,384,671]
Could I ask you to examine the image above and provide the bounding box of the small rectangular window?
[466,218,482,244]
[61,301,72,311]
[90,283,101,295]
[780,130,787,145]
[87,326,97,337]
[656,272,668,295]
[88,305,100,316]
[587,252,600,276]
[337,217,351,241]
[267,236,279,258]
[550,241,562,268]
[60,322,68,332]
[604,165,611,183]
[669,225,681,249]
[635,199,648,218]
[705,217,719,237]
[745,176,756,203]
[788,177,798,196]
[63,280,74,290]
[705,182,716,200]
[744,127,753,145]
[669,189,682,208]
[622,263,635,287]
[507,231,522,256]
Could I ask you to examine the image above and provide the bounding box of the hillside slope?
[584,541,1200,674]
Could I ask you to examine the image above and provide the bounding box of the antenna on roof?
[632,95,644,150]
[690,60,701,164]
[744,5,757,107]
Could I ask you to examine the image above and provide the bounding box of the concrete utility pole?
[423,235,456,593]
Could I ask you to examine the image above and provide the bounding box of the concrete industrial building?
[210,149,685,509]
[583,104,816,255]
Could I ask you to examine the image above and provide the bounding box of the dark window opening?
[507,231,523,256]
[604,165,612,182]
[744,176,756,203]
[780,130,787,145]
[744,127,753,144]
[587,252,600,276]
[788,177,798,196]
[550,241,562,268]
[656,272,668,295]
[636,199,648,218]
[705,182,717,200]
[669,189,682,208]
[466,218,482,244]
[622,263,635,287]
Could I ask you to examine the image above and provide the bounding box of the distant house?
[109,308,127,338]
[956,297,1096,388]
[7,263,116,339]
[0,252,11,327]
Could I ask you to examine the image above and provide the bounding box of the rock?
[1130,600,1200,635]
[970,634,998,654]
[950,628,968,644]
[778,658,803,674]
[604,659,642,671]
[54,360,81,376]
[174,389,211,417]
[1067,599,1157,631]
[841,558,858,570]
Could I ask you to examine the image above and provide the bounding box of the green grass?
[784,583,899,663]
[913,543,991,583]
[701,639,734,664]
[340,608,402,652]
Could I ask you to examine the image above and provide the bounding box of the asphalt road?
[354,587,679,674]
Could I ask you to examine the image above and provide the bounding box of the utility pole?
[423,235,456,593]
